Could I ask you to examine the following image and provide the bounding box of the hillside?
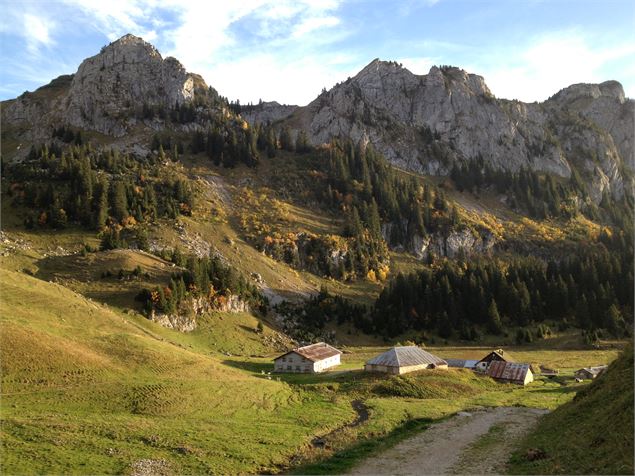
[1,33,633,347]
[508,343,634,474]
[0,268,357,474]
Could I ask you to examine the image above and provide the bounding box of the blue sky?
[1,0,634,105]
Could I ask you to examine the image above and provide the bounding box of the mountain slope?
[283,59,633,202]
[0,267,355,474]
[508,343,634,474]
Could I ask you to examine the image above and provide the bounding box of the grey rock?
[241,101,297,125]
[287,59,633,202]
[2,34,207,141]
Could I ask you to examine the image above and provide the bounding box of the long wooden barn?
[364,346,447,374]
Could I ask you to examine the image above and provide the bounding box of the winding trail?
[348,407,548,475]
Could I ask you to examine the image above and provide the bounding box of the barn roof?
[275,342,341,362]
[366,346,447,368]
[446,359,478,368]
[576,365,608,377]
[487,361,532,383]
[478,349,510,364]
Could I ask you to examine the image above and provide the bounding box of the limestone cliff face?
[3,38,631,201]
[2,34,206,140]
[241,101,298,125]
[287,59,633,201]
[66,34,204,136]
[150,294,250,332]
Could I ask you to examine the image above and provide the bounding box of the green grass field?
[1,263,626,474]
[0,268,354,474]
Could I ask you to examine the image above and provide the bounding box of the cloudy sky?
[1,0,634,105]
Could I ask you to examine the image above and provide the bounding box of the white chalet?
[274,342,342,373]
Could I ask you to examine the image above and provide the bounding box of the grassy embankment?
[507,343,634,475]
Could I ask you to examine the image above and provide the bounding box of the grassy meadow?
[0,263,622,474]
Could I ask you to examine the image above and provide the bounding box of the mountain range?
[3,33,633,205]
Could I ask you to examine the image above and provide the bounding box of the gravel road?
[348,406,548,475]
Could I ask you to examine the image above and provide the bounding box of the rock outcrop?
[149,294,250,332]
[2,34,207,141]
[241,101,298,125]
[286,59,633,201]
[66,34,205,136]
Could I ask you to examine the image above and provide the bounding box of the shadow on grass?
[222,359,273,374]
[221,360,375,387]
[288,417,433,475]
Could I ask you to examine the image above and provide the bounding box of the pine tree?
[487,299,503,335]
[111,181,128,222]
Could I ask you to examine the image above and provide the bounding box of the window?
[282,357,286,362]
[287,365,291,370]
[295,366,301,371]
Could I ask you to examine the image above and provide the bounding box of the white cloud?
[198,51,361,106]
[156,0,349,104]
[476,31,635,102]
[292,15,340,38]
[60,0,157,41]
[23,14,54,52]
[398,56,436,75]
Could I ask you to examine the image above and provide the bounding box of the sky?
[1,0,634,106]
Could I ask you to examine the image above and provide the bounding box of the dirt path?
[348,407,548,475]
[312,400,369,448]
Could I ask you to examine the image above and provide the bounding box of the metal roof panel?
[366,346,447,367]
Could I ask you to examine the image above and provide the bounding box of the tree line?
[367,235,633,339]
[6,144,193,230]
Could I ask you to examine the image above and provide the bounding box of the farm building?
[539,365,559,377]
[446,359,478,369]
[273,342,341,373]
[364,346,448,374]
[476,349,509,372]
[574,366,608,380]
[486,361,534,385]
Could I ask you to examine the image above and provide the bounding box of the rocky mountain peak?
[552,80,626,105]
[65,33,204,135]
[286,59,632,202]
[355,58,412,79]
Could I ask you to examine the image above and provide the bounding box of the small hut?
[364,346,447,374]
[476,349,509,372]
[574,366,607,380]
[539,365,559,378]
[487,361,534,385]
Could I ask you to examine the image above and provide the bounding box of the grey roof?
[487,361,532,383]
[275,342,341,362]
[366,346,447,367]
[576,365,608,376]
[446,359,465,367]
[446,359,478,368]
